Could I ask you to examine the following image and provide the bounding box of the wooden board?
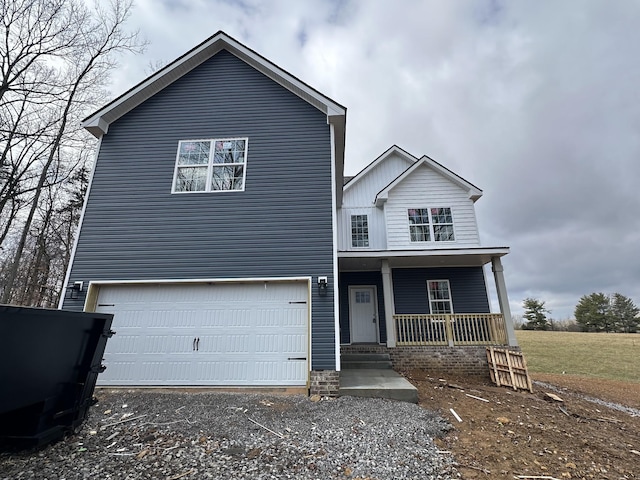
[486,347,533,393]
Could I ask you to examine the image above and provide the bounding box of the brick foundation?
[341,344,522,379]
[309,370,340,397]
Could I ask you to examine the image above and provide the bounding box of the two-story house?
[60,32,516,396]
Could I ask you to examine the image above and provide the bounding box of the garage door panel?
[192,361,249,384]
[95,281,309,386]
[140,361,193,384]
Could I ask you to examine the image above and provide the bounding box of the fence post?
[445,314,454,347]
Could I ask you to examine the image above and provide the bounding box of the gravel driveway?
[0,390,459,480]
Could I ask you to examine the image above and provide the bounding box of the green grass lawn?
[515,330,640,383]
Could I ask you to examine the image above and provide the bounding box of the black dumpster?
[0,305,114,448]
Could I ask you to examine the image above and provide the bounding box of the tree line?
[520,293,639,333]
[0,0,144,306]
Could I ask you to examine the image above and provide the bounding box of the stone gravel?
[0,390,460,480]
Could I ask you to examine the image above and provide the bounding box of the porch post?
[381,259,396,347]
[491,256,518,346]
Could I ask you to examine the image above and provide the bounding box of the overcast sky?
[107,0,640,319]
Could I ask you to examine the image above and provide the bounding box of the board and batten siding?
[385,164,480,249]
[343,153,414,207]
[62,50,336,370]
[392,267,490,314]
[337,207,386,250]
[338,153,413,251]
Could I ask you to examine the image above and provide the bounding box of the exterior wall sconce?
[317,276,328,296]
[66,281,84,300]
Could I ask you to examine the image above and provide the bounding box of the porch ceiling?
[338,247,509,270]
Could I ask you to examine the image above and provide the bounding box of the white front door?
[349,286,378,343]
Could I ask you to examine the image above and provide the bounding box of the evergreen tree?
[610,293,639,333]
[574,293,612,332]
[522,297,550,330]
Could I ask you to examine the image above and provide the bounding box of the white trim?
[307,277,313,377]
[84,277,313,372]
[330,123,341,371]
[349,213,370,248]
[426,279,454,314]
[85,275,309,288]
[87,276,313,384]
[82,31,346,138]
[338,247,509,258]
[482,264,493,313]
[171,137,248,194]
[407,206,456,244]
[375,157,483,206]
[491,256,518,347]
[380,260,396,347]
[348,285,380,344]
[58,137,103,310]
[344,145,417,192]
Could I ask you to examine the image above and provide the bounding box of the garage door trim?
[84,277,312,386]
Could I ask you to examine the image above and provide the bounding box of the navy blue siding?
[63,50,336,369]
[392,267,490,314]
[338,271,387,344]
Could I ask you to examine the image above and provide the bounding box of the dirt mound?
[405,370,640,479]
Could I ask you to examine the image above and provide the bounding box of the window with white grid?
[408,207,455,242]
[351,215,370,248]
[172,138,248,193]
[427,280,453,314]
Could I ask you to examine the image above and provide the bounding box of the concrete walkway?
[339,369,419,403]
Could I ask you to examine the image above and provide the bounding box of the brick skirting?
[309,370,340,397]
[340,344,522,378]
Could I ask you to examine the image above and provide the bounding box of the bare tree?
[0,0,145,305]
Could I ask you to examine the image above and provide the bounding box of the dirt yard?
[404,370,640,479]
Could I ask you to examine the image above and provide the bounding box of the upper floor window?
[351,215,369,248]
[431,207,454,241]
[427,280,453,314]
[408,208,430,242]
[408,207,454,242]
[172,138,248,193]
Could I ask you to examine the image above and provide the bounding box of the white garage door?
[93,281,309,386]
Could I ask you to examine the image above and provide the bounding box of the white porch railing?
[394,313,508,346]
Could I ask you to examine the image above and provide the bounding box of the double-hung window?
[427,280,453,314]
[431,207,454,241]
[351,214,369,248]
[408,207,454,242]
[408,208,431,242]
[173,138,248,193]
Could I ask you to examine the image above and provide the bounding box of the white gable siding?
[342,153,414,207]
[338,206,386,250]
[339,153,414,251]
[384,165,480,249]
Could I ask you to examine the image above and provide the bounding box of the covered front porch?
[338,247,518,349]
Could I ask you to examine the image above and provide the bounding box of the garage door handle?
[288,357,307,361]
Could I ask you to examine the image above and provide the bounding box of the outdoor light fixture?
[317,276,328,296]
[66,281,84,300]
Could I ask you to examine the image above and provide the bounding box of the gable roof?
[82,31,346,205]
[343,145,417,192]
[374,154,483,206]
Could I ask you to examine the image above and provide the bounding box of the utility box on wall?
[0,305,114,448]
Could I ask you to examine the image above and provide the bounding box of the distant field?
[515,330,640,383]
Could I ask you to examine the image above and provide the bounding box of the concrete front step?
[339,369,419,403]
[341,353,390,362]
[341,360,393,369]
[341,353,392,370]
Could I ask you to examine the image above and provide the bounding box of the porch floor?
[339,369,418,403]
